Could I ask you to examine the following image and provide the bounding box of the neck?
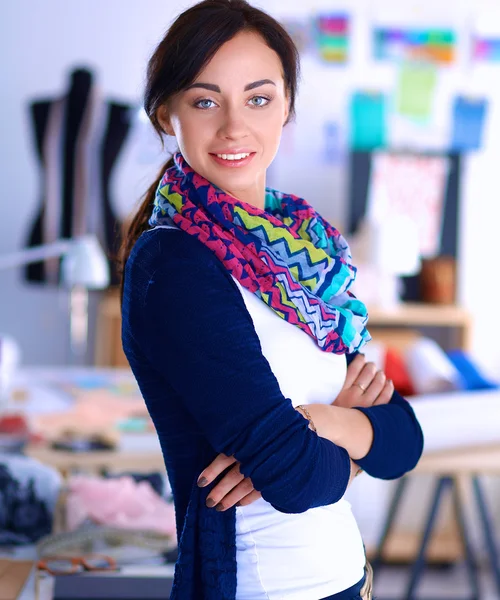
[220,173,266,211]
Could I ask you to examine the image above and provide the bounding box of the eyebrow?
[185,79,276,93]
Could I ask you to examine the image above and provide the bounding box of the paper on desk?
[32,390,151,439]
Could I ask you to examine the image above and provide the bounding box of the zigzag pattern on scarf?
[150,153,370,354]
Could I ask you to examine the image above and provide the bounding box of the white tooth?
[216,153,251,160]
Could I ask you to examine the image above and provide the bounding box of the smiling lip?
[211,149,255,155]
[209,151,256,168]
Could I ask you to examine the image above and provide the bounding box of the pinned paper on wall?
[450,96,488,151]
[397,65,437,120]
[314,13,350,63]
[349,92,387,150]
[367,153,449,258]
[323,121,344,164]
[374,27,456,64]
[473,37,500,62]
[281,18,312,54]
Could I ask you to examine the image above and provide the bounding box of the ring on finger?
[353,382,367,392]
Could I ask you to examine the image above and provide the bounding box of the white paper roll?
[405,337,461,394]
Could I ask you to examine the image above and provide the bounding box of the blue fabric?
[0,455,62,545]
[122,227,423,600]
[446,349,498,391]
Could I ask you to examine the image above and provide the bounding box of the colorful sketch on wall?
[314,13,350,63]
[450,96,488,151]
[473,37,500,62]
[367,153,449,258]
[396,65,437,120]
[349,92,387,150]
[374,27,456,64]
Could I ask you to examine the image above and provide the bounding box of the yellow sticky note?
[397,65,437,120]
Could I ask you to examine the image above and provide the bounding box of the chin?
[207,170,257,194]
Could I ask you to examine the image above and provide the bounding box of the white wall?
[1,0,500,374]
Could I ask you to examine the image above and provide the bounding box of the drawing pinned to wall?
[473,37,500,62]
[367,153,449,258]
[396,65,437,120]
[374,27,456,65]
[350,92,387,150]
[450,96,488,151]
[471,11,500,62]
[281,18,312,54]
[314,13,350,63]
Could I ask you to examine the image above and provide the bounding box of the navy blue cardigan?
[122,228,424,600]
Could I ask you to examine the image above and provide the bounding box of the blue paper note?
[450,96,488,151]
[323,121,344,164]
[350,92,387,150]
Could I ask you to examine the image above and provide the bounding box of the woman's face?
[158,30,290,208]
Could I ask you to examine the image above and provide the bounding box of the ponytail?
[118,156,175,299]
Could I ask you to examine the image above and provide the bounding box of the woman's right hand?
[332,354,394,409]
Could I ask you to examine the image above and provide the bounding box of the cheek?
[258,111,285,154]
[172,114,212,162]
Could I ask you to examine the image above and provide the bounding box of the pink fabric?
[66,475,176,536]
[33,390,153,439]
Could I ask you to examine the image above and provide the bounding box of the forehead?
[193,31,285,86]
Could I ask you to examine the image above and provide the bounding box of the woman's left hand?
[197,453,262,511]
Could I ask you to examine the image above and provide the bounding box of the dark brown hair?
[119,0,300,288]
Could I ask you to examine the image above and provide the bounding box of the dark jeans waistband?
[318,572,366,600]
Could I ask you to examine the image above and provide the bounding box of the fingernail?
[197,477,208,487]
[206,498,216,508]
[215,503,225,512]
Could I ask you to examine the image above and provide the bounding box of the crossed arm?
[198,353,423,512]
[137,231,423,515]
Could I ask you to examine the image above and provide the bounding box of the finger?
[197,453,237,488]
[215,477,257,511]
[206,463,244,508]
[237,489,262,508]
[353,362,378,392]
[361,370,386,406]
[344,354,366,389]
[373,379,394,405]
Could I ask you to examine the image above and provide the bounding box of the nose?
[217,105,250,141]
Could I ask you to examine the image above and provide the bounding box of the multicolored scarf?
[150,153,370,354]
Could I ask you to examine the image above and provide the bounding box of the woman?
[121,1,424,599]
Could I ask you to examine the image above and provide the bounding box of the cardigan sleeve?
[345,352,424,479]
[136,230,352,514]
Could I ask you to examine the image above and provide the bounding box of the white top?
[232,278,366,600]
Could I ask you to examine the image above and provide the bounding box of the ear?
[283,94,290,126]
[157,104,175,137]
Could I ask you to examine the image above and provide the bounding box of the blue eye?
[195,99,216,109]
[249,96,270,107]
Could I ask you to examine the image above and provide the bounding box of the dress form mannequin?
[25,67,132,285]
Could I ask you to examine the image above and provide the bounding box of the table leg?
[404,476,452,600]
[371,477,409,572]
[451,476,481,599]
[472,476,500,595]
